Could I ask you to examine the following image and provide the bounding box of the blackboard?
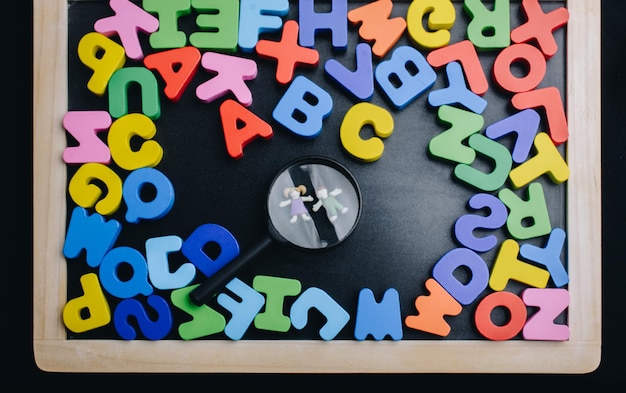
[33,0,601,373]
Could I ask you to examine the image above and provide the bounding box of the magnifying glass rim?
[266,155,362,252]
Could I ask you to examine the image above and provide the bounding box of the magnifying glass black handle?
[189,236,273,306]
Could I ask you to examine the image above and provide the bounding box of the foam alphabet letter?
[348,0,407,58]
[272,75,333,138]
[63,273,111,333]
[143,46,201,102]
[290,287,350,340]
[489,239,550,291]
[432,248,489,305]
[113,295,173,340]
[220,99,273,159]
[454,193,507,253]
[474,291,527,340]
[521,288,570,341]
[122,167,175,224]
[108,113,163,170]
[181,223,240,279]
[453,133,513,192]
[405,278,462,337]
[428,105,484,165]
[324,42,374,100]
[354,288,403,340]
[340,102,394,162]
[519,228,569,287]
[253,275,302,332]
[427,62,487,114]
[298,0,348,49]
[62,111,112,164]
[238,0,289,52]
[406,0,455,50]
[498,182,552,240]
[94,0,159,60]
[145,235,196,290]
[485,109,540,163]
[68,162,123,216]
[189,0,240,51]
[108,67,161,120]
[375,45,436,109]
[170,285,226,339]
[99,246,153,298]
[492,43,547,93]
[427,40,489,95]
[196,51,258,106]
[464,0,510,50]
[77,32,126,96]
[216,278,265,340]
[508,132,569,188]
[510,0,569,58]
[143,0,191,49]
[511,86,568,145]
[63,207,122,268]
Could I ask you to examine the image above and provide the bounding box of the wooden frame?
[32,0,601,373]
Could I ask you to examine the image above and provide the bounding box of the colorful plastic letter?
[464,0,510,49]
[113,295,172,340]
[143,0,191,49]
[432,248,489,305]
[492,43,547,93]
[77,32,126,96]
[428,105,484,164]
[489,239,550,291]
[255,20,320,85]
[474,291,526,340]
[522,288,570,341]
[146,235,196,290]
[108,113,163,170]
[272,75,333,138]
[99,246,153,298]
[485,109,540,163]
[453,133,513,192]
[406,0,455,50]
[354,288,403,341]
[216,278,265,340]
[220,99,273,159]
[375,45,436,109]
[68,162,123,216]
[510,0,569,58]
[509,132,569,188]
[427,62,487,114]
[143,46,201,102]
[108,67,161,120]
[511,87,568,144]
[454,193,507,252]
[427,40,489,95]
[290,287,350,340]
[404,278,462,337]
[188,0,239,51]
[339,102,393,162]
[63,207,122,268]
[181,223,240,278]
[238,0,289,52]
[123,167,175,224]
[298,0,348,49]
[348,0,407,58]
[324,42,374,100]
[94,0,159,60]
[498,182,552,240]
[253,275,302,332]
[196,51,258,106]
[63,273,111,333]
[62,110,112,164]
[170,285,226,339]
[519,228,569,287]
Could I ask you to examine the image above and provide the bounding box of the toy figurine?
[312,186,348,222]
[279,185,314,223]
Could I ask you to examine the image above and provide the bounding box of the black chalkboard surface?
[64,0,567,341]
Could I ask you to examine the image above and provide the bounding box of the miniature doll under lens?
[312,186,349,222]
[279,185,314,223]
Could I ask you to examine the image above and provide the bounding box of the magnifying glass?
[189,156,362,306]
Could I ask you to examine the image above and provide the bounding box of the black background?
[15,0,624,386]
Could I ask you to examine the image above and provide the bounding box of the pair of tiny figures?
[279,185,349,223]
